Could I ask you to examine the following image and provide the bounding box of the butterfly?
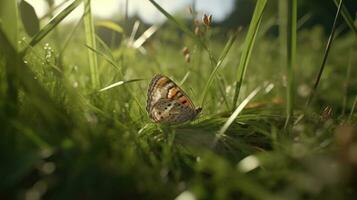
[146,74,202,124]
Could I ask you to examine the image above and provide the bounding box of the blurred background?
[27,0,357,29]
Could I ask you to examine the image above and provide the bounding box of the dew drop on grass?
[175,191,196,200]
[25,188,40,200]
[72,81,78,88]
[43,43,50,50]
[33,180,48,196]
[41,162,56,174]
[39,148,53,158]
[237,155,260,173]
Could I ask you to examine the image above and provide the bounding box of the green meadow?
[0,0,356,199]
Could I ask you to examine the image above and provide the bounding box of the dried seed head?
[182,47,190,55]
[202,14,212,27]
[185,54,191,63]
[188,6,193,15]
[321,106,333,121]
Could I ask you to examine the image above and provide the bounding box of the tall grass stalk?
[284,0,297,128]
[200,32,238,107]
[232,0,267,109]
[83,0,99,89]
[342,37,355,115]
[0,0,19,49]
[305,0,343,107]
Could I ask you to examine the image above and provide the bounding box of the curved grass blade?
[99,79,144,92]
[96,20,124,34]
[232,0,267,109]
[25,0,82,50]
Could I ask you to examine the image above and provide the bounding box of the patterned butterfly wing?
[150,99,199,123]
[147,74,201,123]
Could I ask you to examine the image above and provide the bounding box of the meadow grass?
[0,0,357,199]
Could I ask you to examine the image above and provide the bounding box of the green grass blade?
[26,0,82,50]
[85,44,120,71]
[200,32,239,106]
[83,0,99,89]
[99,79,144,92]
[333,0,357,34]
[349,95,357,121]
[0,0,19,49]
[232,0,267,109]
[216,85,263,142]
[96,20,124,34]
[305,0,343,107]
[284,0,297,128]
[147,0,206,50]
[342,36,355,115]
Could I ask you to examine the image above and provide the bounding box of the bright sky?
[26,0,235,24]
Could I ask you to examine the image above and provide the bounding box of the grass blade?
[99,79,144,92]
[284,0,297,128]
[333,0,357,34]
[147,0,206,50]
[26,0,82,50]
[96,20,124,34]
[85,44,120,71]
[232,0,267,109]
[215,86,263,143]
[305,0,343,107]
[0,0,19,49]
[83,0,99,89]
[349,96,357,121]
[200,32,239,106]
[132,25,159,49]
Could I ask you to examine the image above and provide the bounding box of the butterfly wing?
[147,74,195,111]
[147,74,201,123]
[150,99,200,123]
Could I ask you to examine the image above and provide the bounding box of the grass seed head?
[202,14,212,27]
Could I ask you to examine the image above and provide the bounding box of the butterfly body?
[147,74,202,124]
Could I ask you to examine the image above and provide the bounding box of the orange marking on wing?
[168,87,179,99]
[156,77,170,87]
[178,96,190,106]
